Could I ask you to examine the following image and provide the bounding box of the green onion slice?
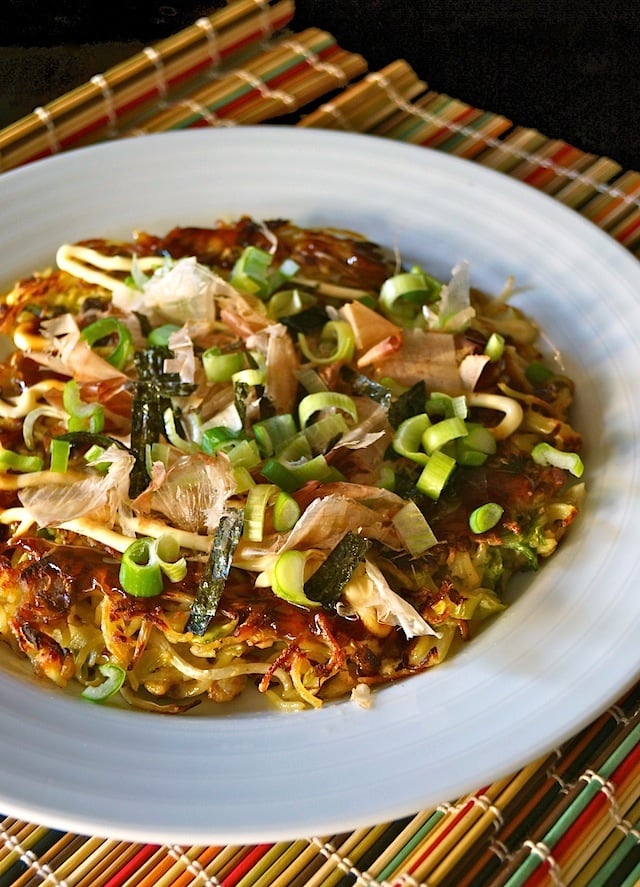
[244,483,278,542]
[416,450,457,500]
[225,438,262,470]
[379,268,442,324]
[81,662,126,702]
[147,323,181,348]
[268,288,316,320]
[392,501,438,556]
[163,408,198,454]
[252,413,297,457]
[262,453,343,493]
[422,416,468,455]
[525,360,555,385]
[260,459,301,493]
[119,534,186,598]
[531,442,584,477]
[392,413,431,464]
[232,367,266,388]
[272,491,301,532]
[80,317,134,370]
[63,379,104,434]
[0,446,44,473]
[298,392,358,429]
[484,332,505,362]
[202,347,245,383]
[272,550,320,608]
[201,426,246,456]
[230,246,273,299]
[49,438,71,473]
[426,392,468,419]
[298,320,356,365]
[469,502,504,534]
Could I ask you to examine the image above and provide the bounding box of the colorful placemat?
[1,2,640,884]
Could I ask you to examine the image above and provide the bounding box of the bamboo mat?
[1,2,640,884]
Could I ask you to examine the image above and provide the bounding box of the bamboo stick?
[0,0,295,172]
[559,770,640,884]
[572,796,640,886]
[434,110,513,159]
[127,31,366,133]
[299,60,426,131]
[551,156,623,209]
[424,757,552,886]
[580,169,640,225]
[473,125,549,172]
[379,776,513,884]
[372,89,459,141]
[8,832,86,887]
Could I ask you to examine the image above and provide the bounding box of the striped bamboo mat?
[1,2,640,884]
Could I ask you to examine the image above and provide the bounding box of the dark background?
[1,0,639,171]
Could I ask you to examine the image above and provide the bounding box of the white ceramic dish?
[0,127,639,845]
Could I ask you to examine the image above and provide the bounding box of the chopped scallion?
[272,491,301,532]
[426,392,468,419]
[229,246,273,299]
[531,442,584,477]
[252,413,297,457]
[260,459,300,493]
[298,392,358,429]
[392,413,431,464]
[469,502,504,534]
[201,426,246,456]
[49,438,71,473]
[484,332,505,362]
[81,662,126,702]
[422,416,468,455]
[80,317,134,370]
[379,268,442,324]
[298,320,356,365]
[416,450,456,500]
[225,438,262,470]
[244,483,278,542]
[63,379,104,434]
[267,288,316,320]
[272,550,319,608]
[392,501,438,556]
[119,537,163,598]
[202,347,245,383]
[147,323,181,348]
[0,446,44,473]
[232,367,265,388]
[525,360,555,385]
[163,408,198,454]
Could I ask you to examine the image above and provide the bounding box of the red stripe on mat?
[221,844,274,886]
[102,843,161,887]
[401,785,491,878]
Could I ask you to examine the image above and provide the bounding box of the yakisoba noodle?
[0,217,584,712]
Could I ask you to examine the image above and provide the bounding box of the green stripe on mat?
[502,720,640,887]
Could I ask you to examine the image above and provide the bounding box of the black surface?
[2,0,639,171]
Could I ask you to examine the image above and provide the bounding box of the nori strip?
[340,366,392,408]
[279,305,329,334]
[388,380,427,429]
[128,347,196,497]
[185,509,245,635]
[54,430,149,482]
[55,431,132,453]
[304,531,371,607]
